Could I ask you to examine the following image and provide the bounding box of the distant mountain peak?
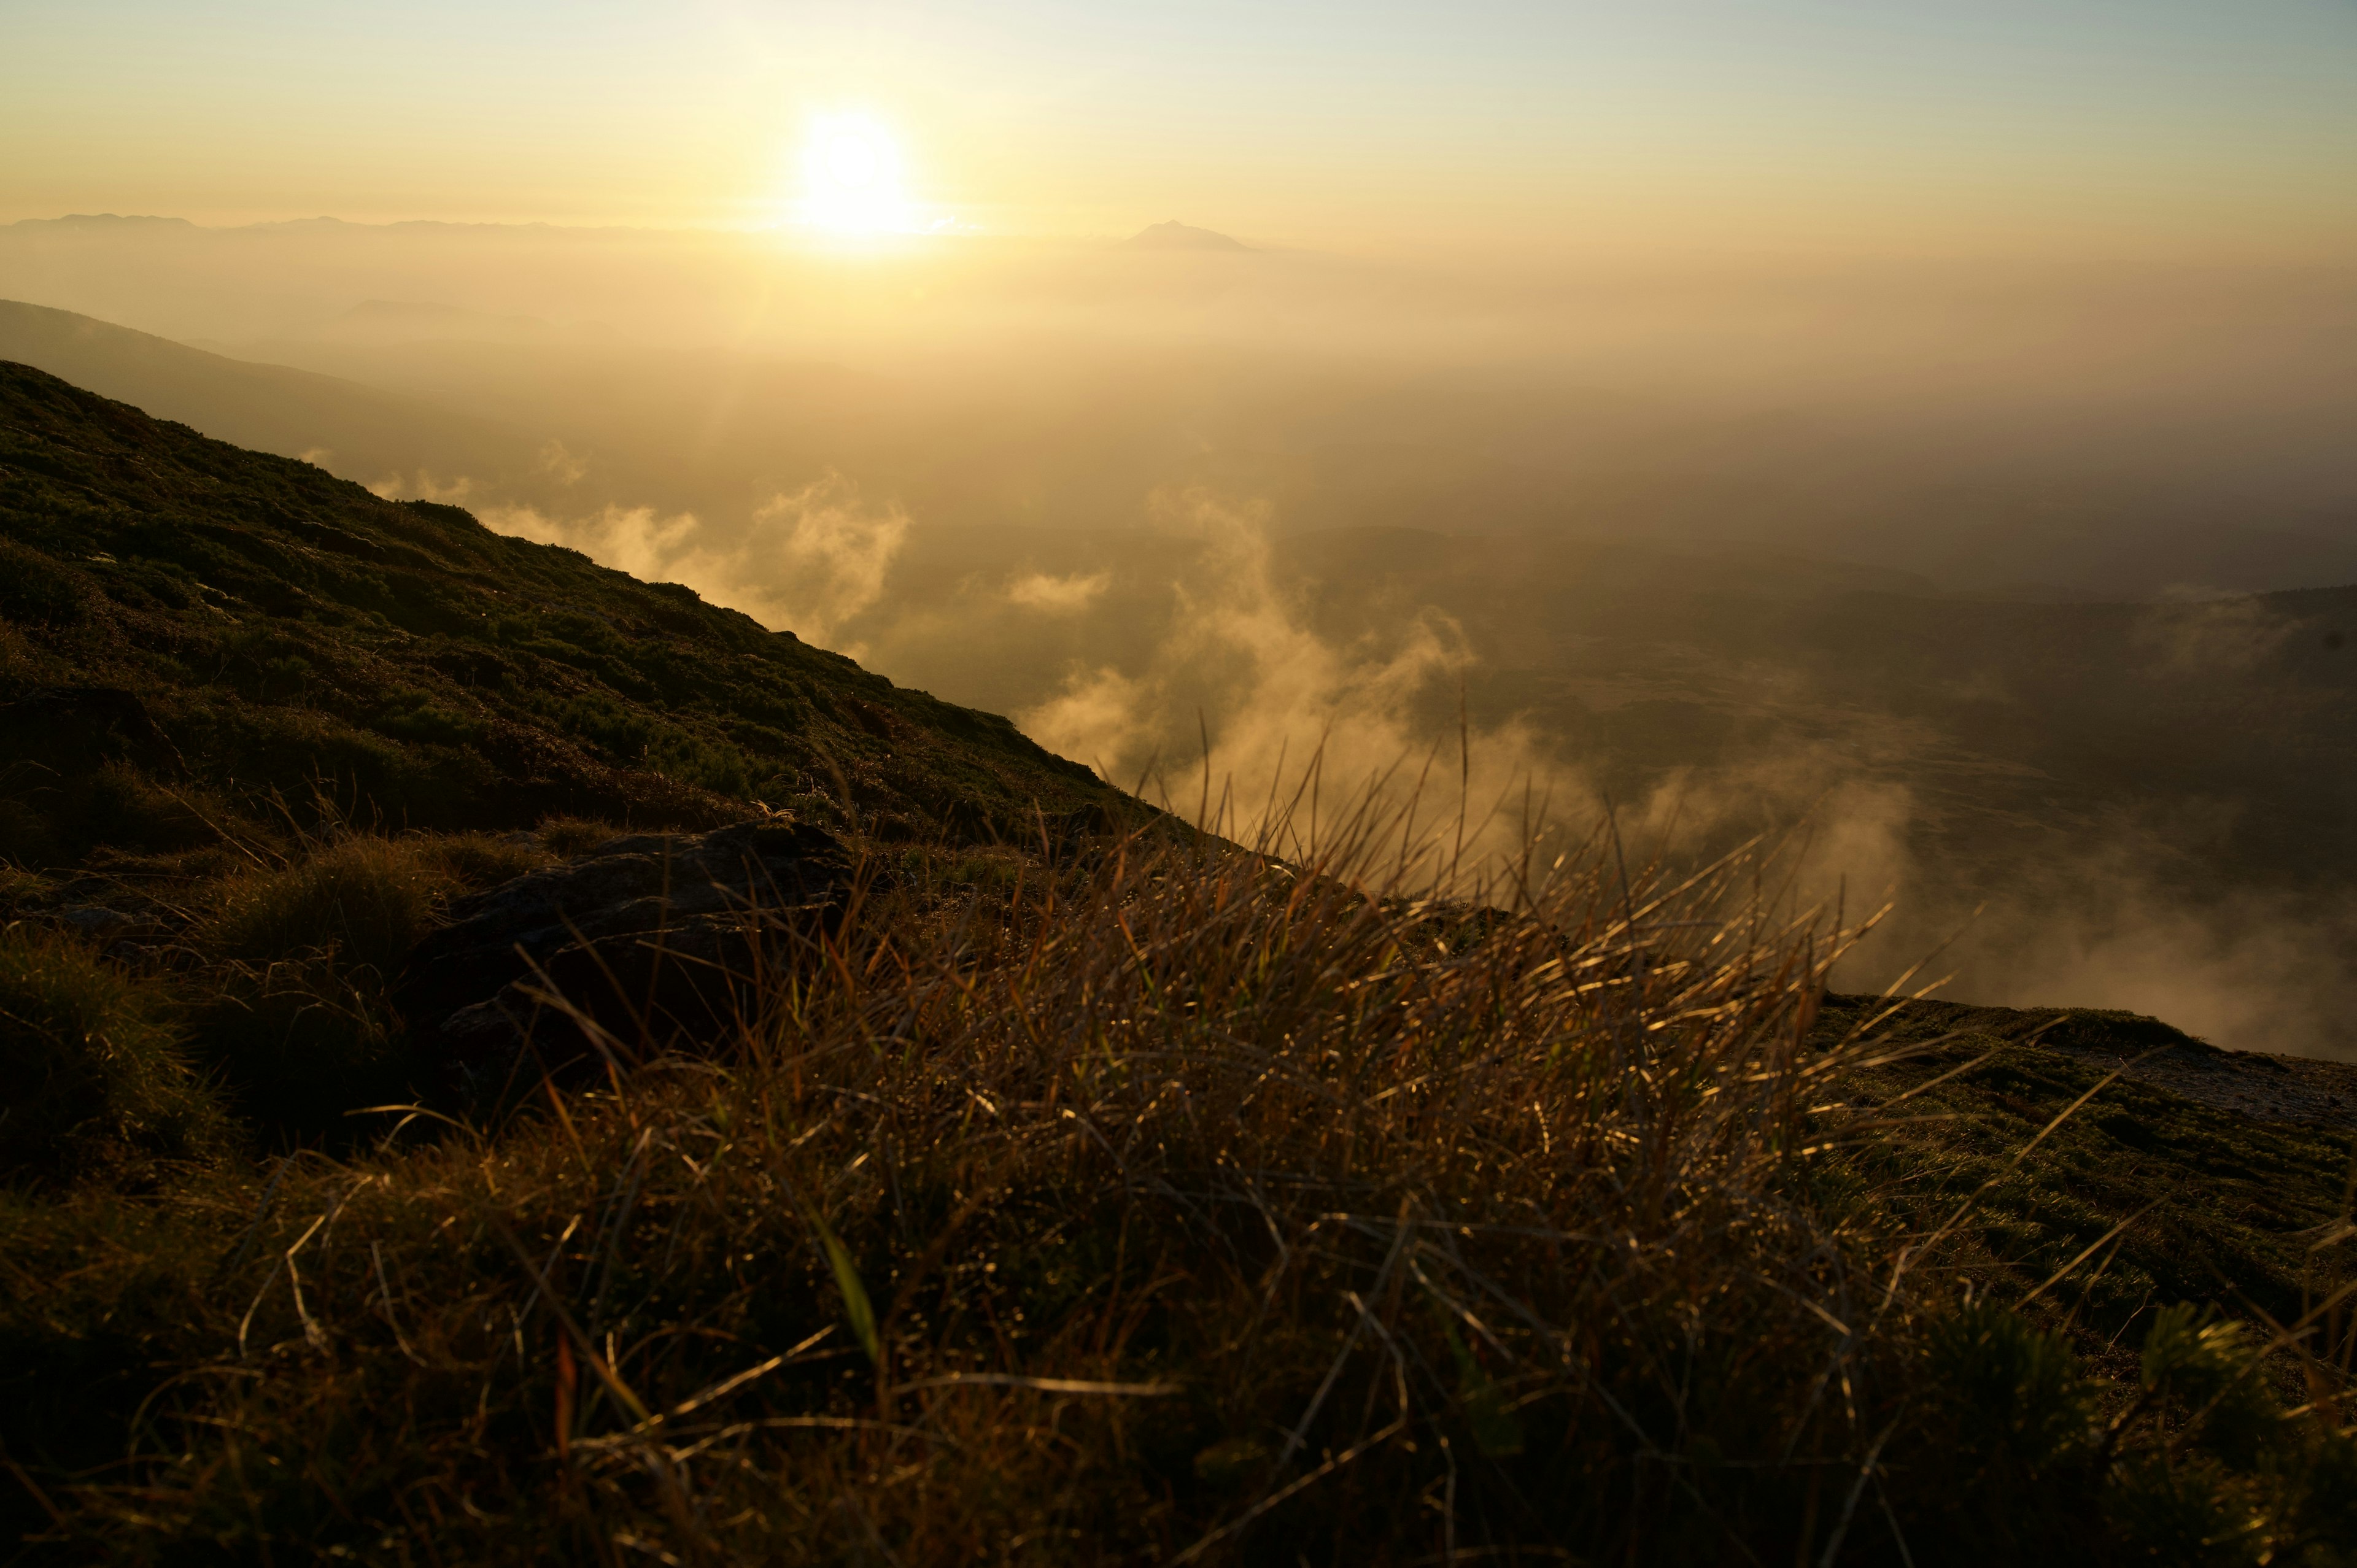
[10,213,198,230]
[1125,220,1249,252]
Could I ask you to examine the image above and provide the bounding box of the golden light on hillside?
[798,114,913,235]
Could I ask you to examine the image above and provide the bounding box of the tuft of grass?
[188,833,525,1146]
[535,815,622,858]
[8,804,2355,1561]
[0,799,57,869]
[414,829,552,892]
[0,924,224,1175]
[54,762,222,859]
[189,952,410,1147]
[202,836,449,978]
[0,862,50,911]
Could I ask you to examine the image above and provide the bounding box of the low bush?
[0,925,223,1175]
[535,815,622,857]
[202,836,448,979]
[187,833,533,1144]
[416,829,551,892]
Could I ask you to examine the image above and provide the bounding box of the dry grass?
[201,837,454,978]
[20,801,1902,1560]
[6,800,2354,1562]
[537,816,625,858]
[196,821,548,970]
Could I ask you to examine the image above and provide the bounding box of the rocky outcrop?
[396,819,864,1091]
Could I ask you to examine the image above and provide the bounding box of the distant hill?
[3,214,198,231]
[0,359,1113,851]
[1124,220,1250,250]
[316,299,602,346]
[0,298,533,485]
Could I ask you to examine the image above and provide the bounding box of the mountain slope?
[0,358,1113,860]
[0,298,535,488]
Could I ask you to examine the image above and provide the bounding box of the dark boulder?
[397,819,865,1092]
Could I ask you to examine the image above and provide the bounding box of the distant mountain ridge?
[4,214,199,230]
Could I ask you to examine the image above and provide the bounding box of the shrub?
[203,836,447,978]
[417,830,549,892]
[0,539,88,627]
[53,762,220,857]
[191,835,489,1143]
[371,688,489,747]
[0,616,51,685]
[0,925,223,1175]
[1927,1298,2096,1473]
[2094,1303,2357,1563]
[535,815,621,857]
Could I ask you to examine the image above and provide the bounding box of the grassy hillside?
[3,362,2356,1564]
[6,828,2354,1565]
[0,357,1110,860]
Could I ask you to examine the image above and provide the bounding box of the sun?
[799,114,912,235]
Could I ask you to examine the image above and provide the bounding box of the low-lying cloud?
[1005,570,1110,613]
[469,473,2357,1059]
[1015,490,1577,874]
[372,469,476,504]
[480,472,908,654]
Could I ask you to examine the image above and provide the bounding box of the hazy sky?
[4,0,2355,260]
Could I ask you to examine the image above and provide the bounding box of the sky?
[4,0,2356,262]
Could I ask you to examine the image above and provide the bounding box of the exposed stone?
[396,819,864,1091]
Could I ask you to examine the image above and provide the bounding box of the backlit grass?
[6,803,2353,1562]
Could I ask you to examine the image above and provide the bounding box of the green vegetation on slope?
[1827,998,2357,1348]
[0,357,1110,857]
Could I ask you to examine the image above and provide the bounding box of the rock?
[396,819,864,1090]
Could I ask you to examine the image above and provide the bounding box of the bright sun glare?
[799,115,911,235]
